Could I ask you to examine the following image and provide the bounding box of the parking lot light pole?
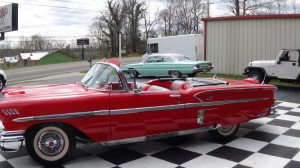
[119,33,121,62]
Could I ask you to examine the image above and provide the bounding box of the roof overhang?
[201,14,300,21]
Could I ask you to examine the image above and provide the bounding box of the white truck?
[142,34,204,61]
[244,49,300,83]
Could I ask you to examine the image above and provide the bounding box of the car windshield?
[146,55,190,62]
[80,63,121,90]
[169,55,190,62]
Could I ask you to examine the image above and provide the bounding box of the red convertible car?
[0,60,277,166]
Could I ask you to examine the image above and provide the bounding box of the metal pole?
[119,33,121,61]
[82,44,84,60]
[0,32,4,41]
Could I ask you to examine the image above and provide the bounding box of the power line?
[51,0,95,5]
[0,1,99,12]
[20,6,99,15]
[4,36,87,38]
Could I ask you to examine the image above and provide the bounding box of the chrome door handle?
[170,94,181,98]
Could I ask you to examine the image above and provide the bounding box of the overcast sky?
[0,0,222,41]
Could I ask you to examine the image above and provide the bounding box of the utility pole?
[235,0,240,16]
[243,0,247,15]
[206,0,214,18]
[119,33,121,62]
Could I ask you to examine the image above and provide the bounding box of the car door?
[135,56,156,75]
[276,51,300,80]
[109,89,185,140]
[137,56,166,75]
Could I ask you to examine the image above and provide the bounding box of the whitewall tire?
[26,124,75,166]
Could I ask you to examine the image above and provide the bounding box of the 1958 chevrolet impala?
[0,60,277,166]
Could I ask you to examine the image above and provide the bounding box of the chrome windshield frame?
[81,62,131,92]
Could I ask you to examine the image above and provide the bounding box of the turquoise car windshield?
[146,55,190,62]
[175,56,190,61]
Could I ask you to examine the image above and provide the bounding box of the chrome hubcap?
[38,131,64,156]
[0,80,3,90]
[171,71,179,77]
[219,125,233,132]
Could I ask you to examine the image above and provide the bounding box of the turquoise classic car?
[123,53,214,78]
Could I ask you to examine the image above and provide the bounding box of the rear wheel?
[26,124,76,166]
[169,70,182,78]
[209,124,240,139]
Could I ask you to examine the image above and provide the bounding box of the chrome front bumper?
[0,122,25,152]
[193,66,214,73]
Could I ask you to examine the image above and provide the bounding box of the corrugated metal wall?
[205,17,300,75]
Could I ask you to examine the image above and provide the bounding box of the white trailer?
[143,34,204,61]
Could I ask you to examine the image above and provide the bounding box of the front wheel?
[0,76,5,91]
[209,124,240,139]
[248,70,264,83]
[26,124,76,166]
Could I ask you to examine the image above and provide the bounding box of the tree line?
[1,0,299,58]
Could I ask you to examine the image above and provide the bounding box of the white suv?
[244,49,300,83]
[0,69,7,91]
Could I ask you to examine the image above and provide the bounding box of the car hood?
[249,60,275,66]
[2,83,86,98]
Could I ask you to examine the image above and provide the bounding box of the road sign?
[77,38,89,45]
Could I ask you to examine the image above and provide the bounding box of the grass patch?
[80,70,88,73]
[37,52,76,65]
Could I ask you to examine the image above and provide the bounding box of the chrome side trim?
[100,127,210,146]
[13,110,109,122]
[110,104,186,115]
[185,98,269,108]
[13,98,268,122]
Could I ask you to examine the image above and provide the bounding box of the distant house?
[3,56,19,68]
[19,53,32,66]
[29,52,48,66]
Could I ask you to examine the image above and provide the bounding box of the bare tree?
[174,0,206,34]
[123,0,145,53]
[30,34,46,50]
[90,0,125,57]
[142,1,159,39]
[268,0,288,14]
[220,0,274,16]
[289,0,299,13]
[159,0,177,36]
